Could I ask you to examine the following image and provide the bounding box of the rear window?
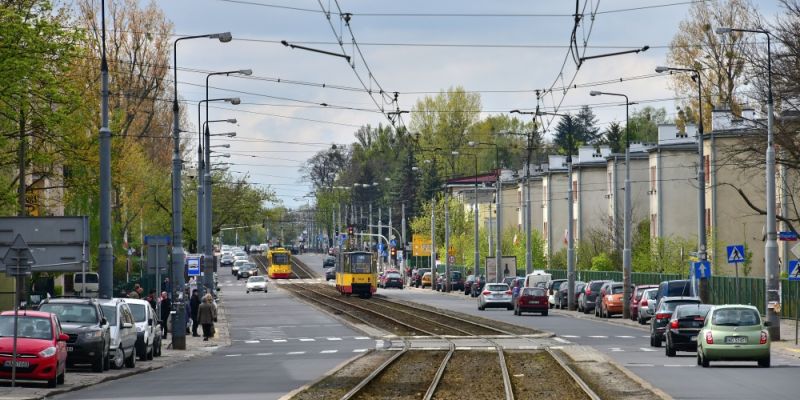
[712,308,761,326]
[661,299,701,312]
[665,281,692,297]
[487,284,509,292]
[644,290,657,299]
[129,304,147,322]
[523,288,545,296]
[611,285,624,294]
[387,273,401,278]
[675,304,712,319]
[551,281,565,290]
[590,281,605,291]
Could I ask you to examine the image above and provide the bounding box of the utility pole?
[430,199,436,290]
[566,129,576,311]
[401,202,406,277]
[496,171,502,284]
[98,0,113,300]
[389,205,393,267]
[378,207,382,270]
[444,185,451,291]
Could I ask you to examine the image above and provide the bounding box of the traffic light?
[390,247,397,257]
[347,225,354,235]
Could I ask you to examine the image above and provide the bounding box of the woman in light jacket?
[197,294,217,341]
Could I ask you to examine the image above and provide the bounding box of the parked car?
[637,288,659,324]
[122,299,161,361]
[514,287,549,316]
[655,279,693,305]
[556,281,585,309]
[323,256,336,267]
[0,311,68,387]
[598,282,629,318]
[478,283,513,310]
[523,270,552,288]
[245,276,268,293]
[73,272,100,294]
[464,275,476,296]
[546,279,567,309]
[98,299,138,369]
[38,297,111,372]
[579,280,610,314]
[380,272,404,289]
[665,304,713,357]
[436,271,464,292]
[470,275,487,297]
[412,268,431,288]
[324,267,336,281]
[630,284,658,321]
[697,305,771,367]
[649,296,702,347]
[421,272,433,289]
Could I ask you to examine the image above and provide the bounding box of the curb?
[276,351,371,400]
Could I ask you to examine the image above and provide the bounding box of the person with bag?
[190,289,201,337]
[198,294,217,341]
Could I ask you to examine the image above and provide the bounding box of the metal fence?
[541,269,799,319]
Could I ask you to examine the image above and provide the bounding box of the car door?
[121,305,136,353]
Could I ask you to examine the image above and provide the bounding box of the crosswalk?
[232,336,371,344]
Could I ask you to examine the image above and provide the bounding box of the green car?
[697,305,771,368]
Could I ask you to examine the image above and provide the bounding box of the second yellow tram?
[335,251,376,298]
[266,247,292,279]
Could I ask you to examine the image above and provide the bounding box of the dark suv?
[38,298,111,372]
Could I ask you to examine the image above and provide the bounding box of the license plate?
[67,346,74,352]
[725,336,747,344]
[3,360,29,368]
[529,300,539,304]
[690,336,697,342]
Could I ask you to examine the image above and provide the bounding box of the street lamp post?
[470,141,502,281]
[510,110,540,276]
[170,31,231,350]
[656,65,708,303]
[717,27,779,339]
[590,91,633,319]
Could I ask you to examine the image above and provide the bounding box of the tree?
[552,114,579,155]
[575,105,601,145]
[602,121,624,153]
[627,107,668,143]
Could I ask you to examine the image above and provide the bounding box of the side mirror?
[764,321,772,327]
[100,318,108,326]
[58,333,69,342]
[148,318,153,326]
[122,322,133,329]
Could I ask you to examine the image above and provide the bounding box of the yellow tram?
[266,247,292,279]
[335,251,376,299]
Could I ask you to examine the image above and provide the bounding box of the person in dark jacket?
[159,291,171,338]
[190,289,200,337]
[197,294,216,341]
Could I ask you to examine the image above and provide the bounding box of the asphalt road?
[378,286,800,400]
[55,259,368,400]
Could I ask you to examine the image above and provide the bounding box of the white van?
[73,272,100,294]
[524,270,552,288]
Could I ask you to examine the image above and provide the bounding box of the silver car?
[478,283,513,311]
[637,288,658,324]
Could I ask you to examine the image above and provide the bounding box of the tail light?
[760,331,767,344]
[655,312,670,320]
[586,288,591,295]
[505,290,512,295]
[640,299,648,307]
[670,320,679,330]
[705,331,713,344]
[482,290,491,295]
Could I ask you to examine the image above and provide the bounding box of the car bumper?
[247,286,266,291]
[584,299,597,310]
[667,330,700,350]
[0,356,58,381]
[481,298,512,307]
[270,272,291,279]
[135,333,149,356]
[606,303,623,314]
[703,344,770,361]
[382,281,403,288]
[517,301,548,311]
[65,337,105,365]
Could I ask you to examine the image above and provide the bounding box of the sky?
[154,0,783,209]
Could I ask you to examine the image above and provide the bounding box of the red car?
[630,284,658,321]
[514,287,549,316]
[0,311,68,387]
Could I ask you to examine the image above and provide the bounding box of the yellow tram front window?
[272,253,289,264]
[350,253,371,273]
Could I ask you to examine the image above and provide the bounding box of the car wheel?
[57,368,65,385]
[697,352,702,366]
[154,340,161,357]
[650,334,657,347]
[758,356,770,368]
[124,347,136,368]
[665,341,676,357]
[246,290,250,294]
[103,349,111,370]
[47,372,58,388]
[653,335,662,348]
[111,348,124,369]
[146,344,154,360]
[507,305,514,311]
[700,352,709,368]
[478,305,485,311]
[92,350,104,372]
[542,310,548,316]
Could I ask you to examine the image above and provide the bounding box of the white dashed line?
[299,338,315,342]
[588,335,608,338]
[626,363,655,367]
[610,347,624,352]
[245,340,260,344]
[664,364,688,367]
[287,351,306,355]
[353,349,368,353]
[550,346,564,350]
[320,350,338,354]
[272,339,287,343]
[561,335,580,338]
[616,335,636,338]
[326,337,342,341]
[225,354,241,357]
[256,353,272,356]
[640,347,658,352]
[354,337,370,340]
[554,337,571,344]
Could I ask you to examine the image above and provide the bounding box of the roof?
[0,310,52,318]
[446,171,498,185]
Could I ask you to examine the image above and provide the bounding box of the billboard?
[485,256,517,283]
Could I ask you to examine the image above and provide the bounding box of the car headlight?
[83,330,104,339]
[39,346,57,358]
[136,326,144,333]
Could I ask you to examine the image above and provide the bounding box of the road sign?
[789,260,800,281]
[692,260,711,279]
[390,239,397,248]
[186,255,201,277]
[726,245,745,264]
[412,235,432,256]
[0,216,88,272]
[447,255,456,264]
[779,231,798,241]
[396,250,404,264]
[1,234,35,277]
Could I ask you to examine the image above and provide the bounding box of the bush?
[591,253,615,271]
[54,285,63,296]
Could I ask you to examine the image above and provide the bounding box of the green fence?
[542,269,799,319]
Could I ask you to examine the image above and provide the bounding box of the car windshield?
[39,303,98,324]
[487,284,509,292]
[74,273,99,284]
[675,304,712,319]
[523,288,545,296]
[234,261,247,266]
[661,300,701,312]
[712,308,761,326]
[0,316,52,340]
[387,273,401,278]
[350,253,372,273]
[248,276,266,282]
[611,285,624,294]
[552,281,565,290]
[101,305,117,324]
[129,304,147,322]
[272,254,289,264]
[645,290,657,299]
[666,281,692,297]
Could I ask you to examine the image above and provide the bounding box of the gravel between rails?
[291,351,396,400]
[432,351,505,400]
[352,351,447,400]
[505,351,590,400]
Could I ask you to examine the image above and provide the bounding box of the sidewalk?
[0,297,231,400]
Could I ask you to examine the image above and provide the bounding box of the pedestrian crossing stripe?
[727,244,745,263]
[789,260,800,281]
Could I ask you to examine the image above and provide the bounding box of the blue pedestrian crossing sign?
[692,260,711,279]
[726,244,745,264]
[789,260,800,281]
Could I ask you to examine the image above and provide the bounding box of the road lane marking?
[664,364,688,367]
[256,353,272,356]
[326,337,342,341]
[561,335,580,338]
[550,346,564,349]
[320,350,338,354]
[616,335,635,338]
[639,347,658,352]
[554,337,571,344]
[588,335,608,338]
[272,339,287,343]
[353,349,368,353]
[610,347,624,352]
[287,351,306,355]
[245,340,260,344]
[225,354,242,357]
[354,337,370,340]
[299,338,315,342]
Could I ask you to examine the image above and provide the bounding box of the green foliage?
[591,253,615,271]
[602,121,624,153]
[626,107,669,143]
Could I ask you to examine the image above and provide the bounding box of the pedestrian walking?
[159,291,171,338]
[198,294,217,341]
[190,289,200,337]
